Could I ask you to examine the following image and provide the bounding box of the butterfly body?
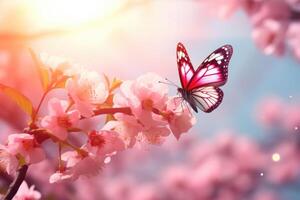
[176,43,233,113]
[177,87,198,113]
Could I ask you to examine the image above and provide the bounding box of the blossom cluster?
[0,52,195,198]
[52,97,298,200]
[2,94,299,200]
[256,96,300,184]
[209,0,300,61]
[76,129,300,200]
[256,96,300,132]
[24,131,297,200]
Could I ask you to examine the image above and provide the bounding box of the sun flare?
[35,0,122,28]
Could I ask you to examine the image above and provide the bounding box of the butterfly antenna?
[158,78,179,88]
[165,78,180,88]
[158,80,176,86]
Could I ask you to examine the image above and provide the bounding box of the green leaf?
[29,49,50,91]
[0,84,34,118]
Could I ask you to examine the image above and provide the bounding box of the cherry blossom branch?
[29,128,87,155]
[93,107,132,116]
[31,88,51,124]
[0,53,195,198]
[2,165,28,200]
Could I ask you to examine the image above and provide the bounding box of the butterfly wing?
[177,42,195,90]
[190,86,224,113]
[187,45,233,91]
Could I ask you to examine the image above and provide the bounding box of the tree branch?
[93,107,132,116]
[2,165,28,200]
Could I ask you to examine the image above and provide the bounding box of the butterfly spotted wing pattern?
[187,45,233,91]
[176,43,233,113]
[177,42,195,90]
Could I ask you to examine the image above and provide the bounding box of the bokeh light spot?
[272,153,281,162]
[104,157,111,164]
[260,172,264,177]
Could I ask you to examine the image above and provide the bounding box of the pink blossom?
[104,177,136,200]
[103,121,141,148]
[66,70,108,117]
[267,142,300,184]
[41,98,80,140]
[209,0,300,61]
[0,144,18,175]
[250,0,290,25]
[113,73,173,145]
[63,151,102,178]
[253,191,279,200]
[112,122,170,147]
[282,105,300,131]
[13,181,41,200]
[288,22,300,61]
[114,73,168,126]
[255,97,283,127]
[50,130,125,183]
[50,150,102,183]
[49,171,73,184]
[252,19,287,56]
[240,0,262,14]
[256,96,300,132]
[185,133,265,199]
[138,125,170,145]
[161,166,194,200]
[7,133,45,164]
[231,136,266,171]
[189,156,228,198]
[164,97,196,140]
[131,184,161,200]
[210,0,261,19]
[73,177,106,200]
[27,160,69,198]
[86,130,125,156]
[187,140,215,165]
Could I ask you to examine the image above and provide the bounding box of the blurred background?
[0,0,300,199]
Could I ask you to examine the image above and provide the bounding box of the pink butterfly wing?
[187,45,233,91]
[177,43,195,90]
[191,86,224,113]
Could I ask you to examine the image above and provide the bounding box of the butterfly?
[176,42,233,113]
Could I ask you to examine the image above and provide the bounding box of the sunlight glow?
[35,0,122,28]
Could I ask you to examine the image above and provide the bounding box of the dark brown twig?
[93,107,132,116]
[2,165,28,200]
